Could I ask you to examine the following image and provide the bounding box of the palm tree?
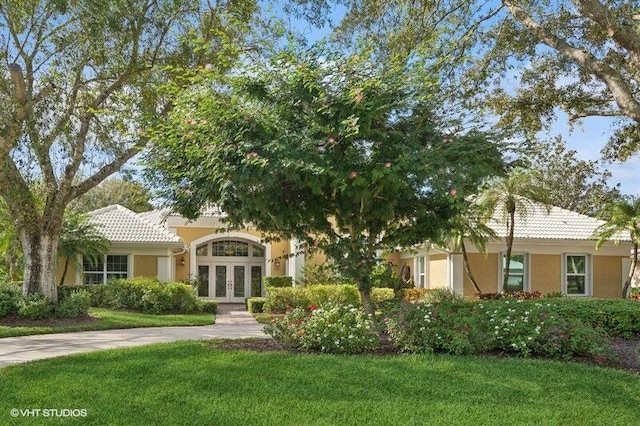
[595,197,640,298]
[58,213,110,286]
[446,201,497,294]
[478,169,550,292]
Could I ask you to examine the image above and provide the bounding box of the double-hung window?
[416,256,426,288]
[501,253,527,292]
[564,254,590,296]
[83,255,129,284]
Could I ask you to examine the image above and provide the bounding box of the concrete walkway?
[0,304,267,368]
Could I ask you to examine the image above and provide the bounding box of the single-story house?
[58,202,636,301]
[390,202,635,298]
[57,204,305,303]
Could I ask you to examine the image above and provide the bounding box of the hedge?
[264,276,293,288]
[263,284,388,313]
[58,277,211,315]
[247,297,267,313]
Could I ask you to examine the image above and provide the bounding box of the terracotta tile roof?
[488,201,631,241]
[88,205,184,246]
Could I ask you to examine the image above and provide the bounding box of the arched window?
[195,240,265,258]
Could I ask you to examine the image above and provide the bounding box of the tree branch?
[71,138,148,199]
[575,0,640,65]
[503,0,640,122]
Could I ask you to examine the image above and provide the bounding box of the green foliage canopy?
[147,49,505,310]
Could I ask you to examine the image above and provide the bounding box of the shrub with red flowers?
[264,304,379,354]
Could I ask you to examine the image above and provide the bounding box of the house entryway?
[194,238,266,303]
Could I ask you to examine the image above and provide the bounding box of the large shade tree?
[146,50,505,314]
[0,0,257,301]
[328,0,640,161]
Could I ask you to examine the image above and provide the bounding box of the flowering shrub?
[478,300,610,359]
[264,304,379,354]
[385,301,483,355]
[386,299,612,360]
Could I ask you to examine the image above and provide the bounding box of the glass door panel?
[197,265,209,297]
[215,265,227,298]
[233,265,245,298]
[251,265,263,297]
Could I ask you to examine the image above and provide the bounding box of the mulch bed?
[216,336,640,375]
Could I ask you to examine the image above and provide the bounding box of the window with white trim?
[416,256,426,288]
[501,253,527,292]
[564,254,590,296]
[83,255,129,285]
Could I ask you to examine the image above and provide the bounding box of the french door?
[197,263,263,303]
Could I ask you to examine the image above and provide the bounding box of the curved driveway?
[0,304,267,368]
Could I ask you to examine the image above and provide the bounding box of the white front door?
[213,264,248,303]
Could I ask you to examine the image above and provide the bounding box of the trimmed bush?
[550,298,640,338]
[198,299,218,314]
[17,294,53,320]
[306,284,360,307]
[0,283,21,317]
[478,291,544,300]
[55,290,91,318]
[247,297,267,313]
[264,287,311,314]
[264,304,379,354]
[370,287,395,309]
[263,284,360,313]
[92,277,202,314]
[264,276,293,288]
[58,285,109,307]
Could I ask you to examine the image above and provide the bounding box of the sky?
[280,1,639,196]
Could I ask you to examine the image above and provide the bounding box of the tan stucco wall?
[133,255,158,278]
[428,253,448,289]
[463,253,499,296]
[176,227,263,246]
[530,254,561,295]
[56,259,78,286]
[175,256,189,282]
[593,256,623,298]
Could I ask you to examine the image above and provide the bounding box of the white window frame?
[82,254,131,285]
[499,253,529,292]
[415,256,426,288]
[563,254,592,296]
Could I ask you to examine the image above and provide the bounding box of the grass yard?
[0,308,215,338]
[1,341,638,425]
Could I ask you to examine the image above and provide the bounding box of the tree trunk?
[461,241,482,294]
[358,286,383,336]
[19,230,60,303]
[503,209,515,292]
[623,243,638,299]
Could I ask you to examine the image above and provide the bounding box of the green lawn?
[1,341,638,425]
[0,308,215,338]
